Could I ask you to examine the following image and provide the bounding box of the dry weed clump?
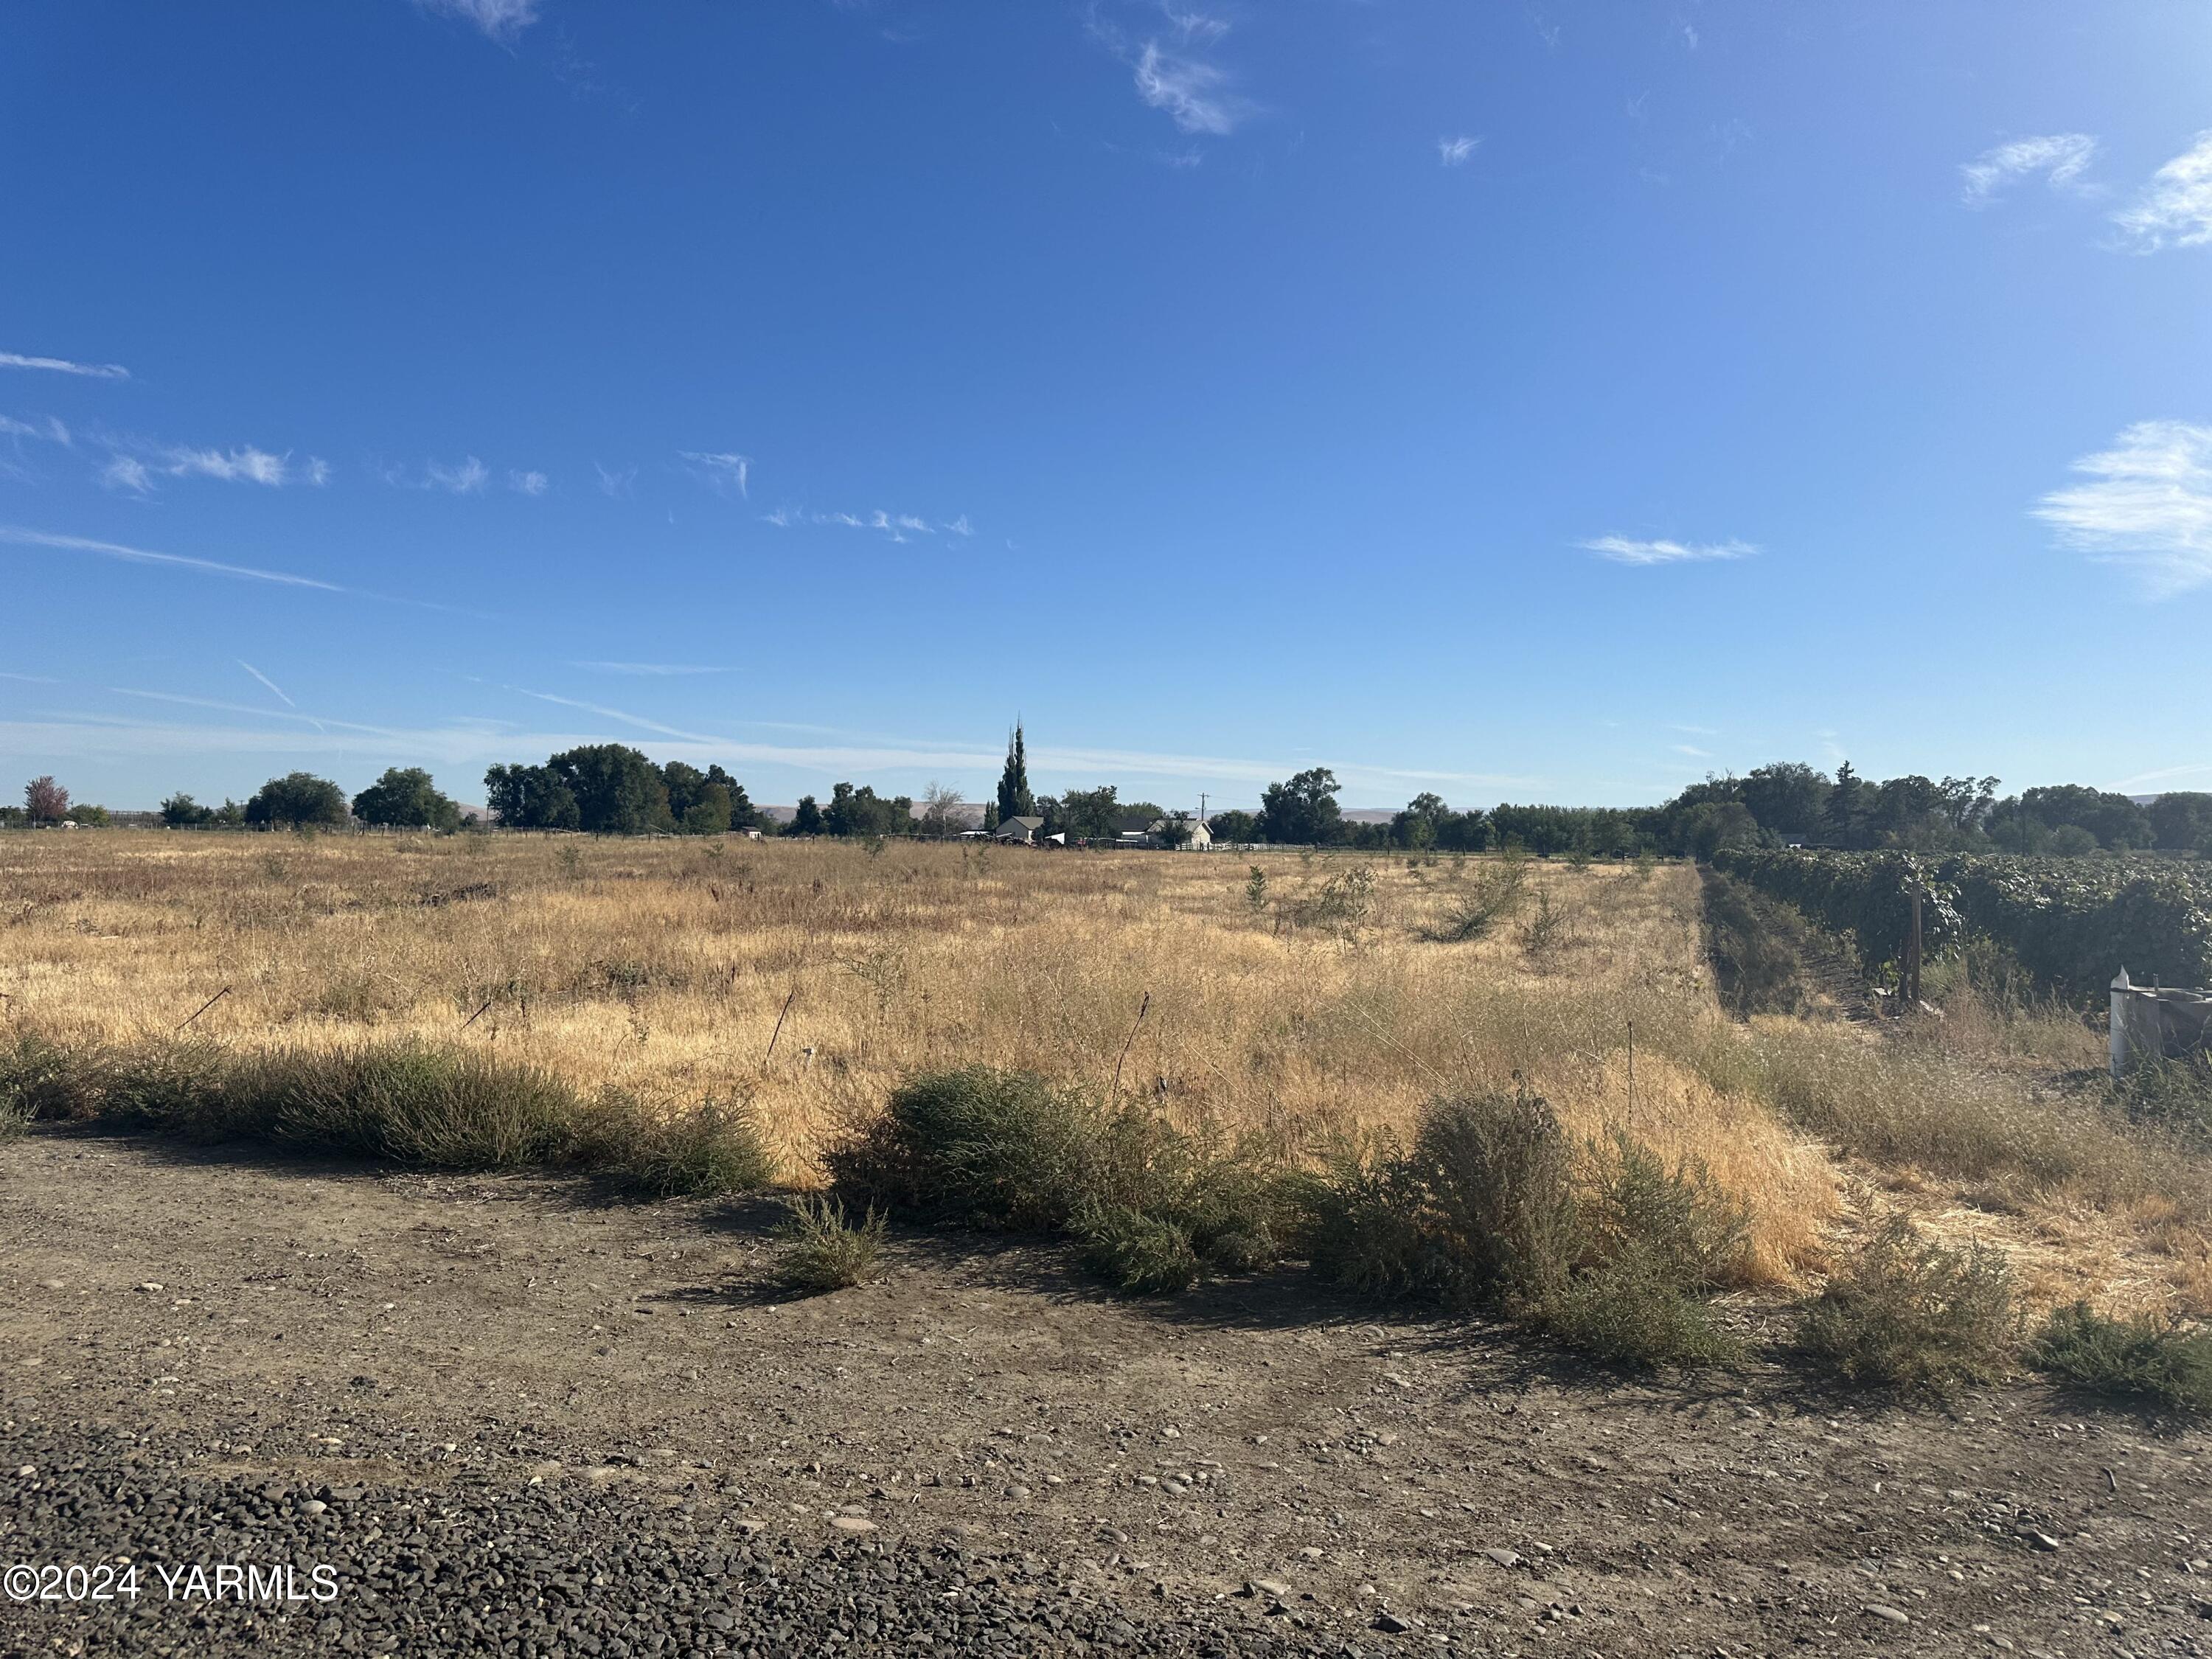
[772,1196,887,1297]
[1796,1217,2022,1396]
[1297,1088,1749,1368]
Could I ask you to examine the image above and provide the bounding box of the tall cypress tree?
[995,723,1035,823]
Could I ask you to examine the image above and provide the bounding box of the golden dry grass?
[0,831,1832,1281]
[5,830,2206,1310]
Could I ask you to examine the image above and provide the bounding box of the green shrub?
[1797,1218,2020,1394]
[1295,1090,1585,1309]
[1581,1129,1748,1288]
[2031,1301,2212,1414]
[98,1040,244,1138]
[1536,1242,1744,1369]
[773,1196,886,1296]
[1291,1134,1439,1301]
[830,1067,1293,1293]
[238,1042,576,1167]
[825,1066,1093,1230]
[1077,1203,1202,1295]
[1293,1095,1744,1368]
[0,1027,771,1194]
[1406,1087,1579,1305]
[583,1092,775,1197]
[1168,1150,1295,1272]
[0,1030,102,1122]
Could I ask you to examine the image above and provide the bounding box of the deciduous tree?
[24,776,67,824]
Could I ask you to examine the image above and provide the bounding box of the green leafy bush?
[1714,847,2212,998]
[1537,1242,1743,1369]
[1291,1135,1437,1300]
[773,1196,886,1295]
[1797,1218,2020,1394]
[1580,1128,1749,1288]
[2031,1301,2212,1414]
[824,1065,1094,1229]
[1077,1203,1202,1295]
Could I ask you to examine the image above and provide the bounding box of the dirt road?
[3,1132,2207,1655]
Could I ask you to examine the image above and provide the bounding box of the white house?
[1113,813,1212,849]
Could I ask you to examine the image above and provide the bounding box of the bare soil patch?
[5,1133,2208,1655]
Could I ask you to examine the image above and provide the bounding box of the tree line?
[8,739,2205,861]
[1220,762,2210,862]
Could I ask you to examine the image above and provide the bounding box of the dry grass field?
[4,828,2205,1312]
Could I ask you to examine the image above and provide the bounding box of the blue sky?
[4,1,2208,813]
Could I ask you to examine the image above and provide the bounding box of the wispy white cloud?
[2109,759,2212,792]
[595,462,636,498]
[1579,536,1759,566]
[1132,41,1248,134]
[415,0,539,45]
[1672,743,1712,759]
[2034,420,2212,596]
[1159,3,1229,46]
[568,661,733,676]
[0,525,448,609]
[1960,133,2098,205]
[0,414,69,446]
[508,468,549,495]
[163,445,290,485]
[305,457,332,487]
[679,451,751,498]
[762,504,973,543]
[0,526,353,594]
[507,687,725,745]
[98,456,155,494]
[2114,131,2212,252]
[425,455,490,494]
[0,695,1536,801]
[0,350,128,380]
[1091,5,1253,137]
[1437,135,1481,167]
[98,438,296,491]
